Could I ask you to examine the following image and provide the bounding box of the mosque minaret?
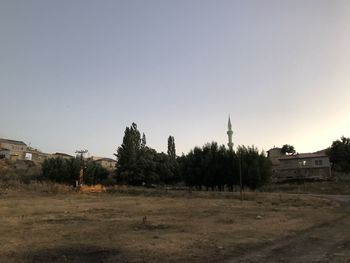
[227,116,233,151]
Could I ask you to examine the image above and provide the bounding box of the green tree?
[141,133,147,148]
[281,144,296,155]
[167,136,176,159]
[116,123,141,166]
[327,136,350,172]
[115,123,142,183]
[236,146,271,189]
[115,123,175,185]
[84,160,109,185]
[179,142,271,191]
[42,157,109,185]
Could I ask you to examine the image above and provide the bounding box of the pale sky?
[1,0,350,158]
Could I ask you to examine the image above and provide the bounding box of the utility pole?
[75,149,88,186]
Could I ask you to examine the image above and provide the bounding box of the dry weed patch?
[0,188,345,263]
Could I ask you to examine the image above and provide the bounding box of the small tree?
[281,144,296,155]
[327,136,350,172]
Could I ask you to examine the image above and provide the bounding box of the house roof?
[0,138,27,146]
[313,149,328,154]
[279,152,328,160]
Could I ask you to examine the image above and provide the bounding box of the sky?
[1,0,350,158]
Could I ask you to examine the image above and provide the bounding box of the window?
[315,160,323,166]
[298,160,307,167]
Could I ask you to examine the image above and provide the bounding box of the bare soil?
[0,188,348,263]
[228,195,350,263]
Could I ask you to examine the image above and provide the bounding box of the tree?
[327,136,350,172]
[281,144,296,155]
[179,142,271,191]
[115,123,181,185]
[115,123,140,169]
[141,133,147,148]
[236,146,271,189]
[84,160,109,185]
[115,123,142,184]
[167,136,176,159]
[41,157,109,185]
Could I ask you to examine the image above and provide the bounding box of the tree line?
[39,123,350,187]
[114,123,271,190]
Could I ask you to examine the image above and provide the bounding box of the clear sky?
[1,0,350,158]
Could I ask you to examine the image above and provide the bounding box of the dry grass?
[260,180,350,195]
[0,186,345,263]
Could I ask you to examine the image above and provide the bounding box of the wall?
[0,142,27,161]
[279,156,330,170]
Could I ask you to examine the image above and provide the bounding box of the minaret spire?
[227,115,233,151]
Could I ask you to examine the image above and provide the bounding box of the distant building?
[25,147,52,164]
[266,147,282,166]
[267,148,331,182]
[0,148,10,159]
[93,157,117,171]
[51,152,74,160]
[0,138,27,161]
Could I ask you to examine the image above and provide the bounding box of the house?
[93,157,117,171]
[267,148,331,182]
[25,147,52,164]
[0,138,27,161]
[51,152,74,160]
[0,148,10,159]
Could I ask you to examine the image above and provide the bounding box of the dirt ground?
[0,188,348,263]
[230,195,350,263]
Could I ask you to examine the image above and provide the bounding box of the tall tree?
[115,123,142,183]
[115,123,180,185]
[141,133,147,148]
[167,136,176,159]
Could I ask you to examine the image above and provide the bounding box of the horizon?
[1,0,350,158]
[0,119,342,158]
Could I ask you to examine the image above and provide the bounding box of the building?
[51,152,74,160]
[91,156,117,171]
[0,138,27,161]
[0,148,10,159]
[24,147,52,164]
[267,148,331,182]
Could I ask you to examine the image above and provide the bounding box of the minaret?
[227,116,233,151]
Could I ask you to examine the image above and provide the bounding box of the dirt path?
[227,195,350,263]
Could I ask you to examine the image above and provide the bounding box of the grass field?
[0,185,347,263]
